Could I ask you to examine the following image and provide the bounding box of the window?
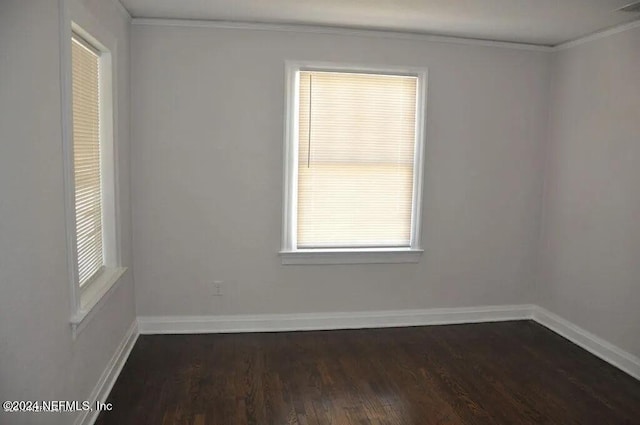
[67,27,124,335]
[72,34,104,287]
[281,62,427,264]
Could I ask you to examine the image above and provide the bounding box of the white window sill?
[70,266,127,338]
[279,248,423,265]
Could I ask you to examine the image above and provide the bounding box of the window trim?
[61,19,126,338]
[280,61,428,265]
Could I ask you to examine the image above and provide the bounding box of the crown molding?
[553,19,640,51]
[131,18,553,52]
[130,16,640,52]
[114,0,131,21]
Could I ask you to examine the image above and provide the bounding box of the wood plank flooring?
[95,321,640,425]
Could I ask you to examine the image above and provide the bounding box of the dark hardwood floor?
[96,321,640,425]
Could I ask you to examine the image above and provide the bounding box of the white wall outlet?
[212,280,223,296]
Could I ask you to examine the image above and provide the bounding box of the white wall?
[131,24,551,316]
[539,26,640,358]
[0,1,134,424]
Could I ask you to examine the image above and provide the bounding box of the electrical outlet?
[212,280,223,296]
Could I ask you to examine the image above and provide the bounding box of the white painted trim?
[59,0,81,336]
[71,267,128,338]
[69,24,120,275]
[279,248,423,264]
[533,307,640,381]
[131,18,553,51]
[553,19,640,51]
[281,61,298,252]
[74,320,139,425]
[411,66,427,249]
[138,304,535,334]
[61,0,126,339]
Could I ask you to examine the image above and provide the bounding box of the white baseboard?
[532,307,640,381]
[137,304,535,334]
[75,320,139,425]
[137,304,639,382]
[80,304,638,419]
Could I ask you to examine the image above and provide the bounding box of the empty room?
[1,0,640,424]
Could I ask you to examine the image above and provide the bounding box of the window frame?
[280,61,428,265]
[71,31,107,289]
[62,21,125,337]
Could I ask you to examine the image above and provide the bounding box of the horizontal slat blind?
[72,35,104,286]
[297,71,417,248]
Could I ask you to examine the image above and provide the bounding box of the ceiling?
[120,0,640,46]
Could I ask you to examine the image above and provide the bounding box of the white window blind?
[296,71,418,248]
[71,34,104,286]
